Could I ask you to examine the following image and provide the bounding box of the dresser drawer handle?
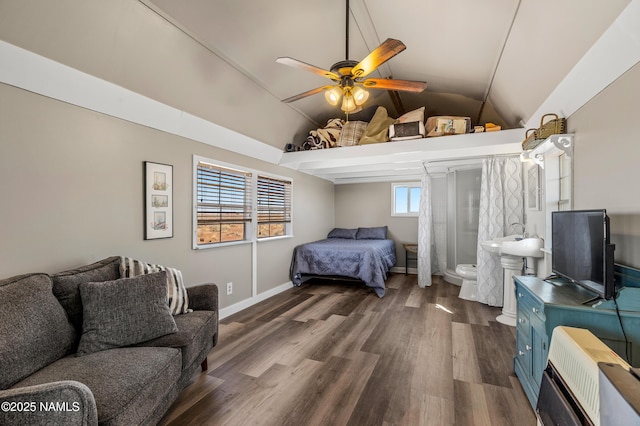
[518,292,523,298]
[532,307,539,314]
[526,345,532,351]
[518,350,525,356]
[518,318,523,324]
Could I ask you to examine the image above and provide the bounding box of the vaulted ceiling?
[143,0,630,130]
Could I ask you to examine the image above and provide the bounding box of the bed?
[289,226,396,297]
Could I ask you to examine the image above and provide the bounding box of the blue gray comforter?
[289,238,396,297]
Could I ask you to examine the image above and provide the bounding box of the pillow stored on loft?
[396,106,425,124]
[337,121,367,147]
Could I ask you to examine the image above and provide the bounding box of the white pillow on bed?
[327,228,358,239]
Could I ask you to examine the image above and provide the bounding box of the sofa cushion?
[135,310,217,369]
[119,256,190,314]
[0,273,77,389]
[12,347,182,426]
[77,272,178,356]
[52,256,121,332]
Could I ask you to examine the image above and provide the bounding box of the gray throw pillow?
[327,227,358,239]
[356,226,388,240]
[77,271,178,356]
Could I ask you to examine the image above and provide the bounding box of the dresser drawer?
[515,330,532,372]
[517,306,531,337]
[516,285,545,323]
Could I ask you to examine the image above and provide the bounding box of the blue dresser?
[514,266,640,409]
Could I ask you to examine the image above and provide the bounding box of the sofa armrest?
[0,380,97,426]
[187,283,219,312]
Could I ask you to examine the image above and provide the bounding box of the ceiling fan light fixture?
[341,93,358,113]
[352,86,369,105]
[325,87,342,106]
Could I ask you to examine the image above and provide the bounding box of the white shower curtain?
[418,173,433,287]
[476,156,524,306]
[418,173,444,287]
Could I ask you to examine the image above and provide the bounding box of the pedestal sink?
[480,236,544,327]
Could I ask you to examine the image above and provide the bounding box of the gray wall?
[568,61,640,269]
[0,0,313,150]
[0,0,334,311]
[334,182,419,268]
[0,80,333,310]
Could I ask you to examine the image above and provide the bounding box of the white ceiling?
[143,0,630,128]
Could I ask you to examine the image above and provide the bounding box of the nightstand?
[403,243,418,275]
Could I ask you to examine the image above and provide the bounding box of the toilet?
[456,264,478,301]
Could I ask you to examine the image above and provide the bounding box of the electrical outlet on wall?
[226,282,233,295]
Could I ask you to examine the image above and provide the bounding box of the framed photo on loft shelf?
[144,161,173,240]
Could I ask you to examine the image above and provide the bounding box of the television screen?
[552,209,614,299]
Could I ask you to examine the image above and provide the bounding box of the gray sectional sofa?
[0,256,218,426]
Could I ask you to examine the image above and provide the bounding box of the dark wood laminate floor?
[160,274,536,426]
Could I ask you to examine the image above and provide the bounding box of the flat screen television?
[551,209,616,300]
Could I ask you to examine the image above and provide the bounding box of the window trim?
[391,182,421,217]
[193,155,293,249]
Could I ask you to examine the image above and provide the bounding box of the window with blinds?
[196,161,252,246]
[257,175,292,239]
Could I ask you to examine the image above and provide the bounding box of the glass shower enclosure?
[434,167,481,284]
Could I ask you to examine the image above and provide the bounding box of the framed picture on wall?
[144,161,173,239]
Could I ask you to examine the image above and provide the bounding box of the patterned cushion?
[0,273,77,388]
[303,118,344,149]
[337,121,367,147]
[120,256,189,315]
[77,272,178,356]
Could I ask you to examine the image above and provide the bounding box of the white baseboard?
[219,281,294,320]
[220,270,416,319]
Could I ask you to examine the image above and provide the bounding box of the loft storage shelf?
[279,128,525,184]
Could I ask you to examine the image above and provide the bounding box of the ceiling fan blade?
[281,85,335,103]
[361,78,427,92]
[276,57,340,80]
[351,39,406,78]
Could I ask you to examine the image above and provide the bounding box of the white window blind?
[196,161,252,245]
[257,175,292,239]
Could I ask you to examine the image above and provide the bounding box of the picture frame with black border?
[144,161,173,240]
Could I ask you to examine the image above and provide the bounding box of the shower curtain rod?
[421,152,521,173]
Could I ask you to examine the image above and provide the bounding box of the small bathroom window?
[391,182,421,217]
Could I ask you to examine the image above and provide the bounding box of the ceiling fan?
[276,0,427,113]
